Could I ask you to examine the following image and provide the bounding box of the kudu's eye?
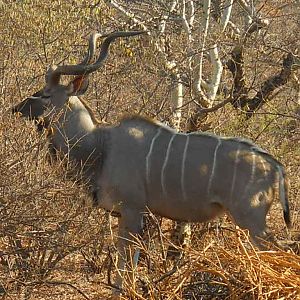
[38,92,51,104]
[32,90,43,97]
[41,86,52,99]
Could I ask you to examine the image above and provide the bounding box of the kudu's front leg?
[113,209,143,296]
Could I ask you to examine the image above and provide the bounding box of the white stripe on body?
[242,151,256,200]
[250,151,256,182]
[145,128,162,187]
[258,156,268,177]
[230,145,241,200]
[181,135,190,202]
[207,138,222,197]
[161,134,177,197]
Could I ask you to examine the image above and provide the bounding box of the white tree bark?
[192,0,211,107]
[181,0,193,43]
[207,44,223,102]
[170,70,184,131]
[159,0,178,34]
[220,0,234,32]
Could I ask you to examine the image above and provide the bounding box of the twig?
[106,246,123,293]
[153,259,187,285]
[193,97,233,113]
[16,279,91,300]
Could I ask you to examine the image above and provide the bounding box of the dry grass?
[115,220,300,300]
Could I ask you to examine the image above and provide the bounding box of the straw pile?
[122,226,300,299]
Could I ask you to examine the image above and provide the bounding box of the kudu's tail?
[277,164,291,228]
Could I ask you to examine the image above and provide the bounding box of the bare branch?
[246,53,299,117]
[181,0,193,43]
[226,45,248,108]
[194,96,233,113]
[106,0,149,32]
[159,0,178,34]
[220,0,234,32]
[187,0,195,28]
[227,48,299,118]
[207,44,223,102]
[237,0,270,36]
[153,258,187,284]
[192,0,212,108]
[291,73,300,106]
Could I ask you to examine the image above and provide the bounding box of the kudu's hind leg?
[229,193,273,249]
[114,209,143,295]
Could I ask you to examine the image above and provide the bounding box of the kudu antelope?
[13,31,291,295]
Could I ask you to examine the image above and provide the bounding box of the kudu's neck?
[49,96,105,187]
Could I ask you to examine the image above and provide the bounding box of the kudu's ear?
[67,75,89,96]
